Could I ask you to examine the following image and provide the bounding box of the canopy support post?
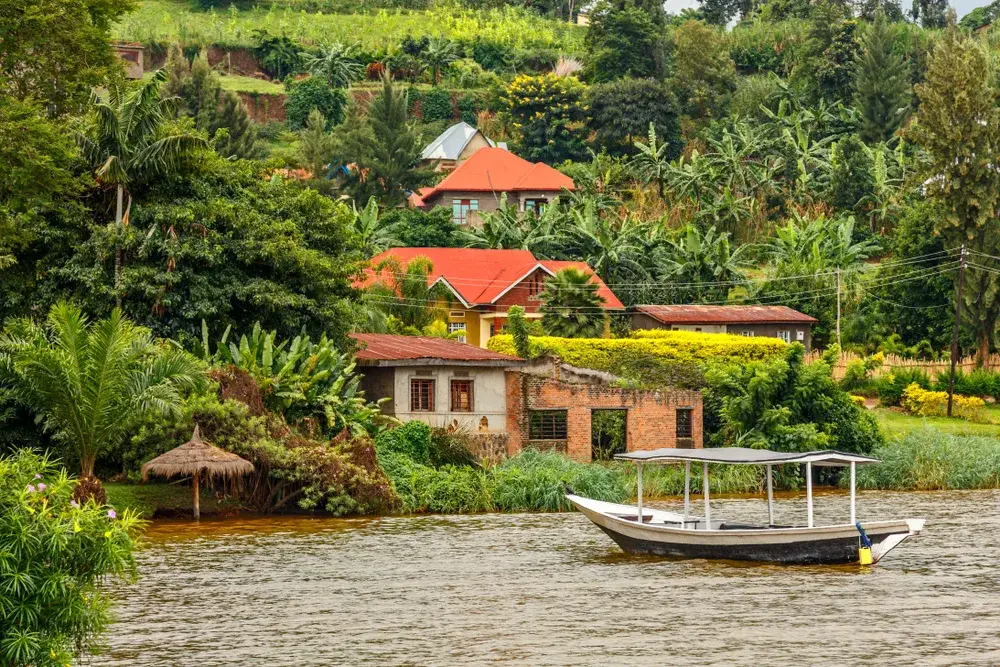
[805,461,813,528]
[850,461,856,525]
[636,463,643,523]
[683,461,691,528]
[766,464,774,527]
[193,470,201,521]
[702,462,711,530]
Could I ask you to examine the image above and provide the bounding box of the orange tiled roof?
[361,247,624,309]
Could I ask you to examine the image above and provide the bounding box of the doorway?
[591,409,627,461]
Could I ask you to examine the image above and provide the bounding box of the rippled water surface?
[96,490,1000,666]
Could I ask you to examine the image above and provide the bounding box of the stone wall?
[466,432,510,465]
[505,370,703,462]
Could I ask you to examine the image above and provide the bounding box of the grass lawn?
[105,482,243,518]
[218,74,285,95]
[873,407,1000,438]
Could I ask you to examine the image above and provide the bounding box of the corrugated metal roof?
[421,122,493,161]
[351,334,523,364]
[635,305,818,325]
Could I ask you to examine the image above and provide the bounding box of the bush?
[421,87,454,122]
[874,368,931,406]
[934,368,1000,400]
[587,78,681,157]
[284,76,348,130]
[492,449,629,512]
[0,450,142,666]
[854,428,1000,490]
[429,427,479,468]
[375,421,433,465]
[900,383,988,423]
[487,330,787,374]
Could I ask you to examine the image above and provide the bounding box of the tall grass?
[853,428,1000,490]
[492,450,628,512]
[114,0,585,53]
[617,462,766,498]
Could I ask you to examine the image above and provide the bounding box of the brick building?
[505,360,703,462]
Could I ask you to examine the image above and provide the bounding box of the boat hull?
[569,495,923,565]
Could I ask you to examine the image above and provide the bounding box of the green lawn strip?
[873,407,1000,438]
[105,482,242,518]
[218,75,285,95]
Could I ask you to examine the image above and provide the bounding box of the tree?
[423,38,459,85]
[0,303,204,480]
[829,134,875,213]
[352,196,401,256]
[672,20,737,125]
[285,75,348,130]
[560,198,653,288]
[853,10,911,144]
[382,208,462,248]
[252,30,303,79]
[909,26,1000,364]
[699,0,755,25]
[212,91,259,159]
[587,79,681,158]
[793,4,860,104]
[366,256,450,330]
[630,123,672,199]
[75,70,207,303]
[303,42,364,89]
[505,74,588,163]
[0,0,134,113]
[507,305,531,358]
[335,75,433,206]
[299,109,336,179]
[584,0,664,82]
[539,268,607,338]
[911,0,948,27]
[656,224,750,304]
[56,156,364,343]
[0,449,142,666]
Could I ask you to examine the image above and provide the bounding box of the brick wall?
[505,371,703,462]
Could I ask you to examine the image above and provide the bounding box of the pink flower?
[37,483,46,492]
[107,509,117,519]
[70,500,80,509]
[34,474,42,479]
[26,484,35,493]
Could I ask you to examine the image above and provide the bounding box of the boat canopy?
[614,447,879,467]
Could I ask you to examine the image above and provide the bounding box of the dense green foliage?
[538,268,607,338]
[0,450,142,666]
[855,427,1000,490]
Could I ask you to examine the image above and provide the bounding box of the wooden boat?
[568,448,925,565]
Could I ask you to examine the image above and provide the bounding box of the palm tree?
[539,268,607,338]
[424,38,459,85]
[630,122,671,199]
[0,303,205,481]
[303,42,364,89]
[657,224,751,303]
[75,70,207,304]
[562,198,652,285]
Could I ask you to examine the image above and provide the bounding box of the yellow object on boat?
[859,546,873,565]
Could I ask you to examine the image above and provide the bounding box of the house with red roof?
[408,147,575,225]
[361,247,624,348]
[632,305,819,350]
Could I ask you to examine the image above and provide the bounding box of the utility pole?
[836,267,842,350]
[948,245,967,417]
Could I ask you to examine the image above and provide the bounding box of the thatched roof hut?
[142,425,253,519]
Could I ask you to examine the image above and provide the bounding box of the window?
[450,380,473,412]
[777,330,791,343]
[741,330,753,337]
[527,273,545,299]
[796,330,805,341]
[676,408,693,439]
[451,199,478,225]
[447,322,466,343]
[694,327,702,332]
[524,198,548,213]
[530,410,568,440]
[410,379,435,412]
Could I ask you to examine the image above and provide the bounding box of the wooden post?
[948,245,966,417]
[193,470,201,520]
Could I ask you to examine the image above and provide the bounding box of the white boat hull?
[568,495,924,565]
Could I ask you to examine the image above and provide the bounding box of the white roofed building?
[420,121,506,172]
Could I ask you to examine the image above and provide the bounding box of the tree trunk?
[115,185,123,309]
[977,327,990,369]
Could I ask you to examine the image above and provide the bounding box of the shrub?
[839,351,883,393]
[488,330,786,374]
[505,73,588,163]
[429,427,479,468]
[421,87,454,121]
[874,368,931,406]
[587,78,682,157]
[284,76,347,130]
[375,421,433,465]
[900,383,988,423]
[0,450,142,666]
[854,428,1000,490]
[934,368,1000,400]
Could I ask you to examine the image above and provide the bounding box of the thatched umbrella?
[142,425,253,519]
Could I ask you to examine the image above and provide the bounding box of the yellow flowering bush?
[900,383,989,423]
[488,330,786,371]
[504,73,587,163]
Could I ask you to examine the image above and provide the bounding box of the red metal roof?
[414,148,574,204]
[351,334,523,363]
[361,248,624,309]
[635,305,818,325]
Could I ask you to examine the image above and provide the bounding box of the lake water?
[95,490,1000,666]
